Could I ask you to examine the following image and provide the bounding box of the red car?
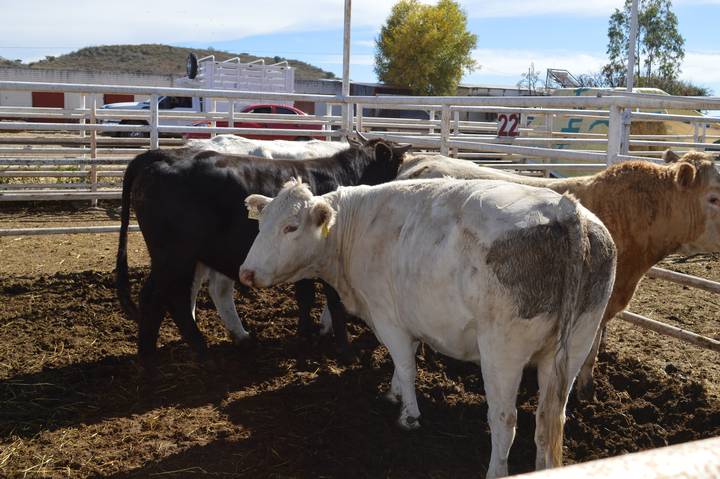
[184,103,323,140]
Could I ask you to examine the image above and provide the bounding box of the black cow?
[116,138,410,366]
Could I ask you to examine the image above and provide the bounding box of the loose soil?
[1,204,719,478]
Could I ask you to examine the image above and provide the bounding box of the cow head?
[663,149,720,253]
[239,178,336,288]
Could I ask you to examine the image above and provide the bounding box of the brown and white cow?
[397,150,720,398]
[239,178,616,477]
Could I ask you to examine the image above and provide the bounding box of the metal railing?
[0,80,719,362]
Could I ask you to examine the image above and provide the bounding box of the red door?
[103,94,134,105]
[32,91,64,108]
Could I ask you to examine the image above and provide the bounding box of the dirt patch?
[1,205,719,477]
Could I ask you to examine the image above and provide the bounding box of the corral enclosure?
[1,75,720,477]
[0,205,719,477]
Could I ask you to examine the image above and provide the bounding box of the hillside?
[20,44,336,81]
[0,57,25,68]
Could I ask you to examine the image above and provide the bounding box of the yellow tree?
[375,0,477,95]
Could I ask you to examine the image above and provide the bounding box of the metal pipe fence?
[1,80,719,353]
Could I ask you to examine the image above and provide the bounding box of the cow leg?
[575,326,604,401]
[373,322,420,430]
[190,263,209,322]
[294,279,318,336]
[536,313,601,471]
[383,340,416,404]
[137,271,165,369]
[322,283,352,361]
[319,306,333,335]
[207,271,251,344]
[164,266,209,360]
[479,344,524,479]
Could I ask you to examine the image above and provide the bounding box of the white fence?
[2,81,720,203]
[1,80,719,354]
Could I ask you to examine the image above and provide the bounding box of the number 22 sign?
[497,113,520,137]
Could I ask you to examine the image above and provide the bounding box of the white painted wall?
[0,90,31,106]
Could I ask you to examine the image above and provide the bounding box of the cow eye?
[709,195,720,207]
[283,224,298,234]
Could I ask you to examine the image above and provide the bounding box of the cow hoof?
[384,390,401,404]
[398,415,421,431]
[232,332,253,346]
[576,381,596,402]
[337,346,357,365]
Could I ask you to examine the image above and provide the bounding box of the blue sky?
[2,0,720,94]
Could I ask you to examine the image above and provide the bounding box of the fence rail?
[1,80,719,353]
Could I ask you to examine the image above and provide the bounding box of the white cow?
[186,134,350,159]
[238,178,617,477]
[184,136,352,341]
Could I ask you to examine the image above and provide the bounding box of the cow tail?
[544,193,589,467]
[116,150,159,322]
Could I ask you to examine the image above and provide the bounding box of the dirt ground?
[1,203,719,478]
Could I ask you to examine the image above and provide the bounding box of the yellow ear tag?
[248,207,260,220]
[321,222,330,238]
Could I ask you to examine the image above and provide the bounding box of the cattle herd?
[115,134,720,478]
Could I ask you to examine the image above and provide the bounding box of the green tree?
[375,0,477,95]
[604,0,685,87]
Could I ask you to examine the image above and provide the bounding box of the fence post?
[607,104,627,165]
[149,94,159,149]
[428,109,435,135]
[90,95,98,208]
[356,103,363,134]
[210,98,217,138]
[228,100,235,129]
[440,105,450,156]
[451,109,460,158]
[325,103,332,141]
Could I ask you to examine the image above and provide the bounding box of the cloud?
[468,48,607,77]
[0,0,644,56]
[313,54,376,67]
[680,51,720,89]
[353,40,377,48]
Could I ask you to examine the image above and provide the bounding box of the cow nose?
[239,269,255,287]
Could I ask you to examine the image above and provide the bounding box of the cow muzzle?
[239,268,256,288]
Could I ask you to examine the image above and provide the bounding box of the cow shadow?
[0,335,303,440]
[102,354,548,479]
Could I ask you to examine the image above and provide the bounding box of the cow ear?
[663,149,680,164]
[674,162,697,190]
[245,194,272,220]
[374,142,392,163]
[310,200,336,237]
[393,143,412,160]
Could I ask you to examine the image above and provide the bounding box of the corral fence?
[0,80,719,355]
